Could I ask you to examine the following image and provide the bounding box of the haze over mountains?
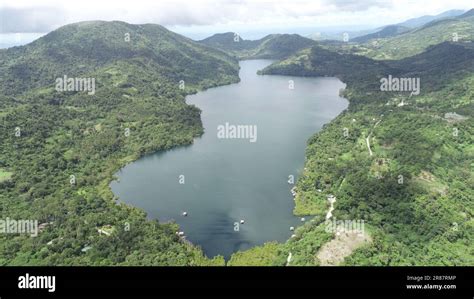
[355,9,474,59]
[395,9,466,28]
[351,8,471,43]
[307,9,467,42]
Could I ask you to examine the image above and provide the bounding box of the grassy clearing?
[0,169,13,182]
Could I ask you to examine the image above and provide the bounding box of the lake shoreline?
[110,60,349,259]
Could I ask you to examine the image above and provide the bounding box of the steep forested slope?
[0,21,239,265]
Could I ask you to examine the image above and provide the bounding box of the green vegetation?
[1,15,473,266]
[0,21,239,95]
[0,21,239,265]
[228,40,473,266]
[227,242,285,266]
[0,169,13,183]
[227,217,334,266]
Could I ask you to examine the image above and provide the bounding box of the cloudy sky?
[0,0,472,39]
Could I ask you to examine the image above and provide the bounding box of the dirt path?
[366,119,381,157]
[366,136,373,156]
[325,195,336,220]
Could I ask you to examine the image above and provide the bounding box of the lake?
[110,60,348,259]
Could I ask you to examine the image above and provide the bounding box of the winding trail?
[366,119,382,157]
[325,195,336,220]
[366,136,373,156]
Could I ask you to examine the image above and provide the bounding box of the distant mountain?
[199,33,316,59]
[418,8,474,30]
[460,8,474,17]
[396,9,465,28]
[350,9,466,44]
[351,25,410,43]
[308,30,376,42]
[308,10,465,43]
[357,12,474,60]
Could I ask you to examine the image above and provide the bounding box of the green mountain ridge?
[306,9,466,43]
[199,32,316,59]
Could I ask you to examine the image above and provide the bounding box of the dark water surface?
[111,60,348,259]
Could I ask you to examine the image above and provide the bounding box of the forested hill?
[261,42,474,94]
[199,32,262,52]
[259,45,394,89]
[199,32,316,59]
[229,40,473,265]
[0,21,239,96]
[0,21,239,265]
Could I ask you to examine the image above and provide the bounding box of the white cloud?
[0,0,472,33]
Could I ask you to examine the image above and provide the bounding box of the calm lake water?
[110,60,348,259]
